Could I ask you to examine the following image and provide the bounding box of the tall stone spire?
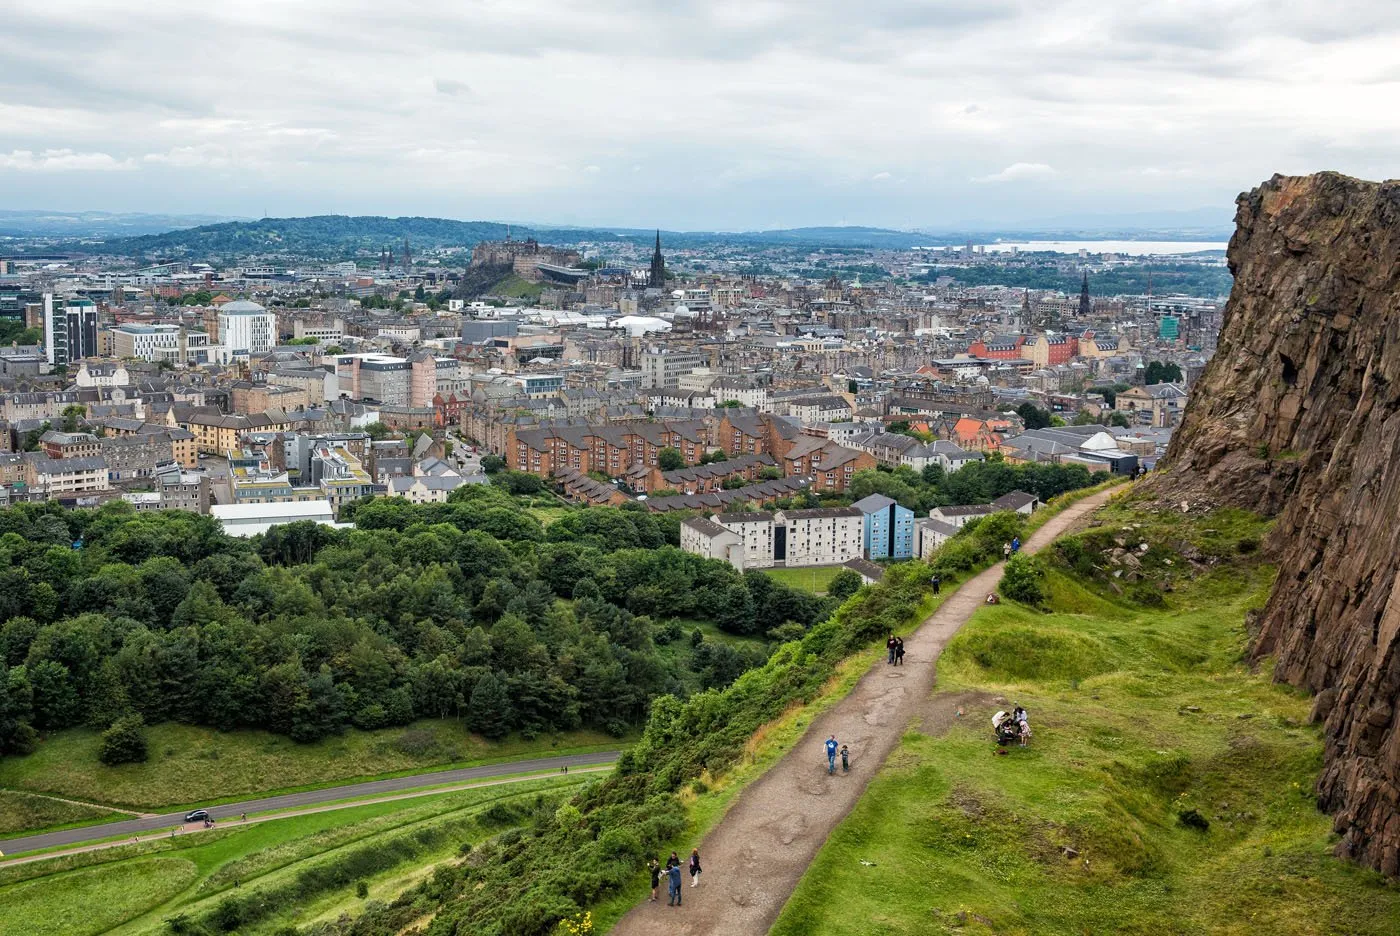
[649,229,666,289]
[1078,270,1091,317]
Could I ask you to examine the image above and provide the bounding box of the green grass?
[762,565,846,594]
[773,510,1400,936]
[0,857,198,936]
[0,776,584,936]
[490,273,545,299]
[526,505,574,526]
[0,721,625,811]
[0,790,127,837]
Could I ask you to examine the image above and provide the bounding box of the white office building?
[217,299,276,355]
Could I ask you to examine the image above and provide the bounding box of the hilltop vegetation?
[773,504,1400,935]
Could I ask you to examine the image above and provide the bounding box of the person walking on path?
[667,860,683,906]
[825,735,839,774]
[886,633,897,664]
[1003,542,1012,560]
[840,743,850,772]
[649,858,661,902]
[689,848,702,887]
[895,637,905,666]
[930,574,941,595]
[1012,536,1021,554]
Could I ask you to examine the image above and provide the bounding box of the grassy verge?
[772,507,1400,936]
[0,790,127,838]
[0,778,584,936]
[491,274,545,300]
[0,721,626,811]
[761,565,845,595]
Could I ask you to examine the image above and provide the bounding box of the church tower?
[649,230,666,289]
[1078,270,1091,317]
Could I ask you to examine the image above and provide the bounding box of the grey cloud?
[434,78,474,96]
[1,1,1399,227]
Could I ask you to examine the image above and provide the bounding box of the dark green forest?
[0,484,834,760]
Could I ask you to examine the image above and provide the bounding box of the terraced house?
[508,418,711,477]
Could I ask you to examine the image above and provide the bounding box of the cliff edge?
[1149,171,1400,875]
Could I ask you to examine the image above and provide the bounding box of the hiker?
[895,637,905,666]
[1003,542,1012,560]
[666,851,681,870]
[240,812,246,822]
[930,574,941,595]
[667,859,683,906]
[840,743,850,772]
[648,857,661,902]
[689,848,702,887]
[825,735,839,774]
[1012,536,1021,553]
[886,633,897,664]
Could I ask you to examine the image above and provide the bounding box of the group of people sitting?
[993,705,1032,747]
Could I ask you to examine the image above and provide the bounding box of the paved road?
[0,750,619,856]
[611,490,1114,936]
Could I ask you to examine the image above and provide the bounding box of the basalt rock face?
[1150,172,1400,875]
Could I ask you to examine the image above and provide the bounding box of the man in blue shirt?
[667,859,683,905]
[825,735,839,774]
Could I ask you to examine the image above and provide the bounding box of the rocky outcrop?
[1150,172,1400,875]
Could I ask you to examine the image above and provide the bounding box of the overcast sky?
[3,1,1398,230]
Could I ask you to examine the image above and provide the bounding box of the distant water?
[971,240,1228,256]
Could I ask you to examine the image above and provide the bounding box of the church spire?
[649,229,666,289]
[1078,270,1091,317]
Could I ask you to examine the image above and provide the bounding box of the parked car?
[184,809,210,823]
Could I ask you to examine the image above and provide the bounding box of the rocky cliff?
[1150,171,1400,875]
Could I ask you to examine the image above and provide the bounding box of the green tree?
[1144,361,1183,385]
[827,568,863,601]
[98,713,149,765]
[1109,411,1132,428]
[469,671,512,739]
[60,404,87,433]
[480,454,506,474]
[1016,402,1052,430]
[657,448,685,471]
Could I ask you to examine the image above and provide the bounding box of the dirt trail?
[611,490,1113,936]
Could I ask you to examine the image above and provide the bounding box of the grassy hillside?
[0,721,621,814]
[773,506,1400,935]
[0,777,582,936]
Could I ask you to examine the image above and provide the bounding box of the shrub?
[98,714,148,765]
[356,880,369,899]
[999,554,1045,607]
[826,568,863,601]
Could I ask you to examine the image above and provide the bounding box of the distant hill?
[74,215,943,261]
[0,210,244,239]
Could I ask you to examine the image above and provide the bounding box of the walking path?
[611,490,1113,936]
[0,750,619,859]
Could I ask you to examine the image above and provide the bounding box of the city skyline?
[2,2,1398,228]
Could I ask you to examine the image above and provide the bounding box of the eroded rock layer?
[1151,171,1400,875]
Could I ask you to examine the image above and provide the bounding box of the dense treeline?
[847,457,1107,516]
[317,506,1039,936]
[0,486,833,758]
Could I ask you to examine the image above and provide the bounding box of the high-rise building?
[43,294,99,366]
[217,299,276,355]
[649,230,666,289]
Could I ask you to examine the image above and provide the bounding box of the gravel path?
[611,491,1113,936]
